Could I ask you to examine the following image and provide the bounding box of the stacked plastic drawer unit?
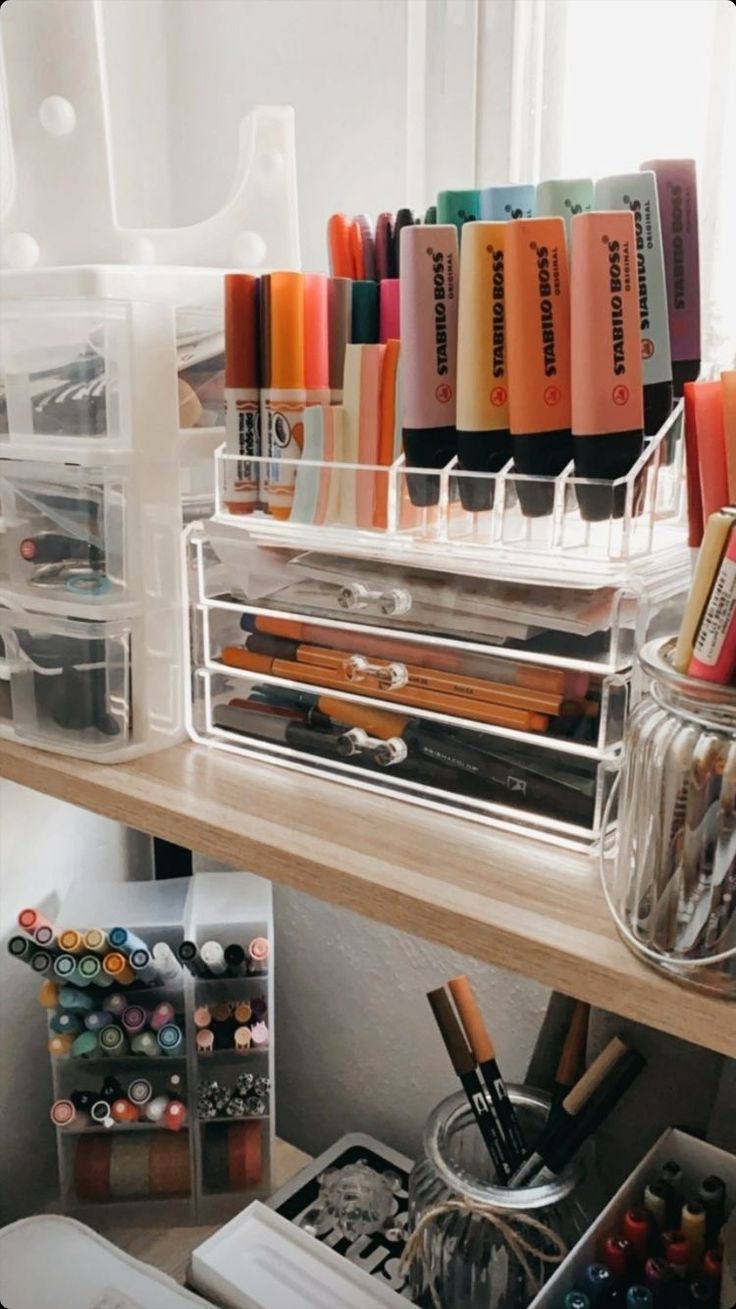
[0,267,225,760]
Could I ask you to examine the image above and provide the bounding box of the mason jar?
[605,636,736,998]
[406,1088,593,1309]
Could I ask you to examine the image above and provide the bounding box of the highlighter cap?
[536,178,594,240]
[225,274,259,388]
[269,271,305,389]
[327,277,352,390]
[480,184,536,221]
[641,158,700,383]
[304,273,329,391]
[437,189,481,231]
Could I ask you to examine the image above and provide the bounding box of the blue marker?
[108,927,149,956]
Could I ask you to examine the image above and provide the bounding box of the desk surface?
[1,737,734,1057]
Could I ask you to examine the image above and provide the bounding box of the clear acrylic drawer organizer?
[184,522,691,851]
[214,402,685,577]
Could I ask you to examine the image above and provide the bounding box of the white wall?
[0,780,153,1222]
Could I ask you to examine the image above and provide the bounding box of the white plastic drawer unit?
[186,524,691,849]
[0,606,183,760]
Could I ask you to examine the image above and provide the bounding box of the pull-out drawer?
[195,601,629,756]
[191,669,614,844]
[189,524,688,673]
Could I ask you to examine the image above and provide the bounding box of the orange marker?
[327,213,355,278]
[304,274,331,408]
[570,210,644,520]
[224,273,261,514]
[102,952,135,986]
[220,647,549,732]
[506,216,572,516]
[349,218,365,280]
[264,272,305,519]
[58,929,85,956]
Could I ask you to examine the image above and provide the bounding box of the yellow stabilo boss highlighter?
[456,221,512,512]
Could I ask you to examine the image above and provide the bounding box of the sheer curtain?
[479,0,736,365]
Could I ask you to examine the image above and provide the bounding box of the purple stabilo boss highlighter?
[641,159,700,395]
[400,223,459,507]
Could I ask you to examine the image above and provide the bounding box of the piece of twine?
[400,1199,568,1309]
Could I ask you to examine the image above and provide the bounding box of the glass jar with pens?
[602,635,736,999]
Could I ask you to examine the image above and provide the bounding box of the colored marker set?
[552,1164,731,1309]
[9,907,187,989]
[178,935,269,978]
[428,977,643,1189]
[194,995,268,1055]
[43,986,185,1060]
[51,1071,187,1133]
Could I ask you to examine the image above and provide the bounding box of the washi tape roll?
[203,1124,229,1190]
[110,1136,149,1199]
[149,1132,190,1196]
[228,1120,263,1190]
[75,1135,112,1201]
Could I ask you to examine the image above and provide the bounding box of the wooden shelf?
[1,738,733,1058]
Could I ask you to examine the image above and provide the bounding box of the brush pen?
[17,907,55,941]
[448,975,526,1169]
[152,941,183,985]
[550,1001,591,1117]
[523,1047,645,1184]
[224,944,248,976]
[427,987,514,1183]
[200,941,228,977]
[509,1036,630,1184]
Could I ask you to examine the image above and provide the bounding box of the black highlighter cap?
[672,359,700,398]
[456,430,513,511]
[572,429,644,521]
[644,379,673,437]
[512,429,573,518]
[402,427,457,507]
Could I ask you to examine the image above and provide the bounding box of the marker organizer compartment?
[214,401,686,573]
[42,872,274,1225]
[186,523,691,850]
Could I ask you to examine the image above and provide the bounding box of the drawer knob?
[337,727,381,758]
[337,582,412,616]
[345,655,408,690]
[374,737,408,767]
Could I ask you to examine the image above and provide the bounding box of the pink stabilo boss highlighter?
[570,210,644,521]
[641,159,700,395]
[400,223,459,506]
[688,523,736,684]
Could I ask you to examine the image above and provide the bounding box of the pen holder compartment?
[406,1088,593,1309]
[602,636,736,999]
[213,401,686,569]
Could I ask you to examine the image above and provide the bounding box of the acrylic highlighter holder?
[185,521,690,851]
[45,871,274,1226]
[214,401,686,576]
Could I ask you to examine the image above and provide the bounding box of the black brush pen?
[427,987,514,1184]
[448,974,526,1169]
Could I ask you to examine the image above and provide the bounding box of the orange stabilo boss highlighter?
[570,210,644,520]
[505,217,572,517]
[264,272,305,519]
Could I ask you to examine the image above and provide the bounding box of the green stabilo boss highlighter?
[536,177,594,242]
[437,189,480,236]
